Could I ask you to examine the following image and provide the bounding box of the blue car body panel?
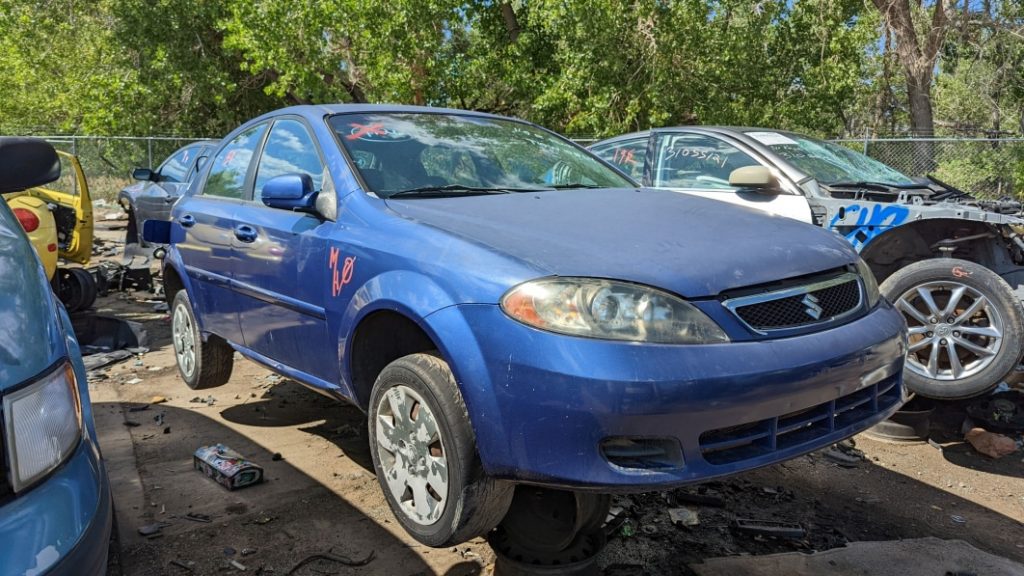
[0,196,111,576]
[160,104,908,490]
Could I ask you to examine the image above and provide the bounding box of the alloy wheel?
[896,281,1003,381]
[172,305,196,379]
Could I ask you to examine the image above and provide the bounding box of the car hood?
[0,201,64,389]
[386,188,858,298]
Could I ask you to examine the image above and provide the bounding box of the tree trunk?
[500,3,521,42]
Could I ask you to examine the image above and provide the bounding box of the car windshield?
[329,112,633,198]
[746,130,917,187]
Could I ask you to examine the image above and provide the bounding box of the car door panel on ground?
[178,125,268,344]
[594,132,814,223]
[233,118,333,384]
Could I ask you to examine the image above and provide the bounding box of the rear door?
[649,131,813,223]
[176,124,268,344]
[232,118,334,382]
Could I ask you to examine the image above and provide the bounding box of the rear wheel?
[368,353,513,547]
[881,258,1024,399]
[171,290,233,389]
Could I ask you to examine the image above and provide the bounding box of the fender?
[160,248,205,334]
[331,270,459,400]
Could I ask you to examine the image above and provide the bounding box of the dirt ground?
[81,218,1024,576]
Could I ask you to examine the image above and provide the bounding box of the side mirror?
[0,137,60,193]
[261,174,318,213]
[132,167,158,182]
[729,166,779,193]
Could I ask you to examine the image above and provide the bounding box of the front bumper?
[429,301,907,490]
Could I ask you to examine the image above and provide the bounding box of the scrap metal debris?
[194,444,264,491]
[732,518,806,540]
[966,391,1024,432]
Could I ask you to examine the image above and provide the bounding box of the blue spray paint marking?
[829,203,910,251]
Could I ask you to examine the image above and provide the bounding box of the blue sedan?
[0,137,112,575]
[150,105,907,548]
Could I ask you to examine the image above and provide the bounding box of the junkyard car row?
[2,104,1023,573]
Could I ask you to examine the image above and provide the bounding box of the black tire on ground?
[56,267,97,313]
[170,290,233,390]
[368,353,514,547]
[880,258,1024,399]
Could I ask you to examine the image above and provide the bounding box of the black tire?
[170,290,233,390]
[880,258,1024,399]
[56,267,97,313]
[368,353,514,547]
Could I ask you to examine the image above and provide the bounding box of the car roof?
[250,104,517,125]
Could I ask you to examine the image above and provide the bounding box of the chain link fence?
[36,136,209,202]
[834,137,1024,200]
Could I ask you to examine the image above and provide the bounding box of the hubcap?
[374,385,448,526]
[896,281,1002,381]
[172,304,196,379]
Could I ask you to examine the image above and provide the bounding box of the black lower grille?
[698,374,902,466]
[733,277,861,331]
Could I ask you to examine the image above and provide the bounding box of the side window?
[254,120,325,200]
[157,145,199,184]
[188,145,212,181]
[204,124,269,199]
[591,138,647,180]
[652,133,760,190]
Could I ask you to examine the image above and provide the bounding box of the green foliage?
[0,0,1022,160]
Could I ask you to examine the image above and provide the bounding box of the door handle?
[179,214,196,228]
[234,224,258,243]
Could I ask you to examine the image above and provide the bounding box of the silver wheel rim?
[172,304,196,379]
[374,385,448,526]
[896,281,1003,381]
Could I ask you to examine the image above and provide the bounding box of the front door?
[24,152,93,264]
[647,132,814,223]
[232,118,334,384]
[135,144,210,230]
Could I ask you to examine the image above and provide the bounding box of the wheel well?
[162,266,184,304]
[350,310,439,410]
[859,220,1010,284]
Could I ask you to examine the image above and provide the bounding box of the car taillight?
[13,208,40,233]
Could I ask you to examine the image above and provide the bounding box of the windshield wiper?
[824,181,925,191]
[385,184,518,198]
[546,183,605,189]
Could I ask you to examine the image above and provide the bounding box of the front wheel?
[880,258,1024,399]
[368,353,513,547]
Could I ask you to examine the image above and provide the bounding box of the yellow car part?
[6,194,58,279]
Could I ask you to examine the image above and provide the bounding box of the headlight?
[501,278,729,344]
[855,258,881,308]
[4,361,83,492]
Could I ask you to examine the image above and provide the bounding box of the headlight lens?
[501,278,729,344]
[4,362,83,492]
[855,258,881,308]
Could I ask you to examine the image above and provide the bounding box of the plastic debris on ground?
[194,444,264,491]
[668,506,700,527]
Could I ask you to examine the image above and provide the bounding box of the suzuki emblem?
[802,293,824,320]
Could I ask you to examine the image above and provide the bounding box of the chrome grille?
[724,272,863,334]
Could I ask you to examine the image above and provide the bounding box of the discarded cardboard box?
[194,444,263,490]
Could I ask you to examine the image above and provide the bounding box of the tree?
[870,0,955,137]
